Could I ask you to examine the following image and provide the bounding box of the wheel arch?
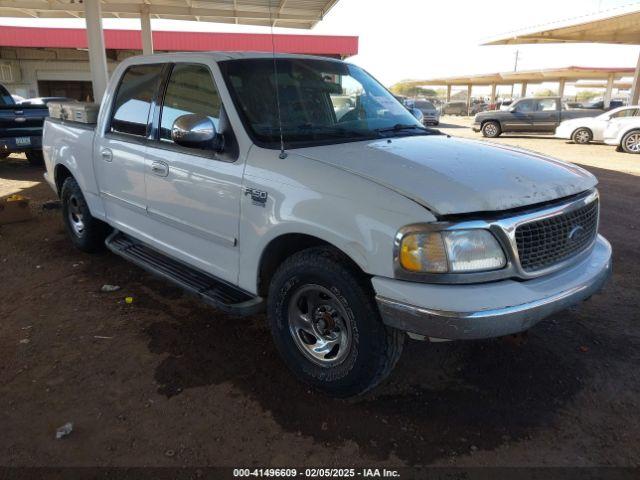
[620,128,640,150]
[481,118,501,128]
[54,163,74,196]
[256,233,366,297]
[572,126,593,138]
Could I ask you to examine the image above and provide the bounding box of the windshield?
[415,100,435,110]
[0,85,14,106]
[219,58,425,148]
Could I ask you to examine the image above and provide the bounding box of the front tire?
[481,121,501,138]
[61,176,110,253]
[26,150,44,166]
[621,130,640,154]
[267,247,404,397]
[572,128,592,144]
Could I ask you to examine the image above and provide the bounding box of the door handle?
[100,148,113,162]
[150,161,169,177]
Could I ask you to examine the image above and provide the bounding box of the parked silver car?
[414,99,440,125]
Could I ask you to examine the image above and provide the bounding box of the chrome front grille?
[515,198,599,273]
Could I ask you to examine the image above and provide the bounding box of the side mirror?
[171,113,224,152]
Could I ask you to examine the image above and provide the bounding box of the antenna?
[268,0,287,159]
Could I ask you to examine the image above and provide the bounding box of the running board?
[105,231,264,316]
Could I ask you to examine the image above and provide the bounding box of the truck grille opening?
[515,199,599,273]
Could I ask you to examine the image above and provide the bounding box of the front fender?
[237,149,435,294]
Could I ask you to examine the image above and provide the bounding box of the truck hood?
[294,135,597,215]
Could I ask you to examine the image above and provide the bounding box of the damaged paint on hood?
[294,135,597,215]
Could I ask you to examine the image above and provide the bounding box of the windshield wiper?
[294,123,372,138]
[375,124,442,137]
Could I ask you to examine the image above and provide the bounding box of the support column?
[446,84,451,102]
[558,78,566,99]
[604,73,614,109]
[520,82,527,98]
[466,84,472,116]
[140,6,154,55]
[490,83,497,103]
[84,0,109,102]
[630,50,640,105]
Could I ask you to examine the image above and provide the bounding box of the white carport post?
[631,51,640,105]
[84,0,109,103]
[446,85,452,102]
[520,82,527,98]
[490,83,497,103]
[140,6,154,55]
[558,78,566,99]
[604,73,615,109]
[466,84,472,115]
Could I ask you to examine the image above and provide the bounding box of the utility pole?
[510,49,520,98]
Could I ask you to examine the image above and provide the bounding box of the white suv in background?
[603,114,640,153]
[556,106,639,144]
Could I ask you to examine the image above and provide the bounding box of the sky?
[1,0,639,91]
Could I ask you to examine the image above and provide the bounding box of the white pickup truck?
[43,52,612,397]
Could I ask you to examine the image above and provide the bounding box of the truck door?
[143,63,242,284]
[95,64,164,231]
[528,98,559,132]
[504,99,535,132]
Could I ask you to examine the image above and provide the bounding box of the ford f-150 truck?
[1,83,49,165]
[42,53,612,397]
[473,96,603,138]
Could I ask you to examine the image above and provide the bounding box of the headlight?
[399,229,506,274]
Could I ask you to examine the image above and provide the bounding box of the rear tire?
[571,128,592,144]
[26,150,44,166]
[481,121,502,138]
[621,130,640,154]
[61,176,110,253]
[267,247,404,397]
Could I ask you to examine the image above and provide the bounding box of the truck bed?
[43,117,98,201]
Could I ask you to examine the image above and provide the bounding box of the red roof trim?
[0,26,358,57]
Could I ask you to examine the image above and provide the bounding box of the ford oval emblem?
[568,225,585,243]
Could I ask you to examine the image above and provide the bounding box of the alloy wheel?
[287,284,352,367]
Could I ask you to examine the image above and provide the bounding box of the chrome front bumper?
[375,235,612,340]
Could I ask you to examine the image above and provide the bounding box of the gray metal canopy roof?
[482,4,640,45]
[0,0,341,29]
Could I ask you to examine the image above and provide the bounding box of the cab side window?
[110,64,164,136]
[514,100,534,113]
[159,64,222,145]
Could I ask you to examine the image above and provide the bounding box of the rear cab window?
[109,64,164,137]
[536,99,557,111]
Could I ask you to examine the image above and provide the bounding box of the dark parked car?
[582,100,625,111]
[442,101,467,116]
[0,84,50,165]
[472,96,604,138]
[470,102,488,115]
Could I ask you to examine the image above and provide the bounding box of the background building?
[0,26,358,100]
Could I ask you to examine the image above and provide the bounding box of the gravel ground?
[1,119,639,468]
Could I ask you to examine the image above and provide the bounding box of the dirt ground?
[1,118,639,468]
